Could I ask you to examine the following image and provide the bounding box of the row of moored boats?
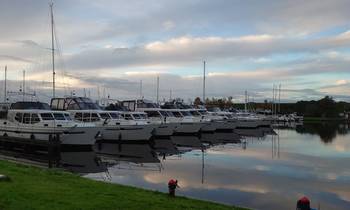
[0,97,273,146]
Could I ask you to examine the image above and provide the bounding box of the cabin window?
[109,112,120,119]
[23,113,31,124]
[53,113,65,120]
[64,113,72,121]
[99,113,110,119]
[15,113,23,123]
[145,111,161,118]
[57,99,65,110]
[133,114,141,119]
[159,111,169,117]
[67,100,80,110]
[166,111,174,117]
[83,113,91,122]
[74,113,83,121]
[172,111,182,118]
[180,111,190,116]
[139,114,148,119]
[91,113,100,122]
[31,114,40,124]
[190,111,201,116]
[41,113,54,120]
[51,99,59,110]
[124,114,133,120]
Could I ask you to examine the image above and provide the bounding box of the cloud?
[1,0,350,101]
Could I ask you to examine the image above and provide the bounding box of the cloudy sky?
[0,0,350,103]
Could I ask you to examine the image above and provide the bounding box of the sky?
[0,0,350,103]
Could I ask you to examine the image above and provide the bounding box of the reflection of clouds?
[139,156,350,209]
[332,135,350,153]
[255,165,270,171]
[86,129,350,210]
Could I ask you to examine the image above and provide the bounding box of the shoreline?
[0,160,248,210]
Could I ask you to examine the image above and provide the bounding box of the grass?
[0,160,248,210]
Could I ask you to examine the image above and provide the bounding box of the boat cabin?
[122,99,159,111]
[51,97,100,111]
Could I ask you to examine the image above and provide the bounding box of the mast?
[4,66,7,102]
[278,84,281,113]
[203,61,206,104]
[272,84,275,116]
[50,2,56,98]
[139,80,143,99]
[156,76,159,104]
[22,70,25,101]
[244,90,247,112]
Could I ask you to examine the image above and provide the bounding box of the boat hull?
[174,122,202,134]
[101,124,153,141]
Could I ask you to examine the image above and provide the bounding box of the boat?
[0,101,99,145]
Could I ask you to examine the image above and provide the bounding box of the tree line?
[194,96,350,118]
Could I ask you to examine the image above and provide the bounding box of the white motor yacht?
[0,102,99,145]
[50,97,153,141]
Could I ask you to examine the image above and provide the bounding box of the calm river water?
[1,123,350,210]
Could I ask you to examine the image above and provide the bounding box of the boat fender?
[30,134,35,140]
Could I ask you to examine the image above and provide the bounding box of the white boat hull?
[153,123,176,136]
[200,122,217,132]
[213,121,236,131]
[0,123,99,146]
[101,124,153,141]
[174,122,202,134]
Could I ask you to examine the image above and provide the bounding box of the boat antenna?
[4,65,7,102]
[203,61,206,105]
[50,2,56,98]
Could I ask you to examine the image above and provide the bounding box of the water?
[1,123,350,210]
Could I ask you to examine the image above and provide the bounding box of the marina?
[1,1,350,210]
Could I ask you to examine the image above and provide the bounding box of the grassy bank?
[0,160,247,210]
